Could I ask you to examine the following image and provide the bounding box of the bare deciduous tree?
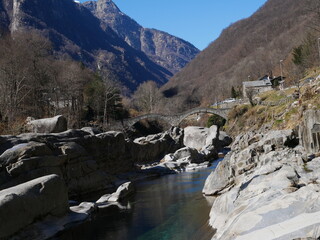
[133,81,163,113]
[0,31,99,132]
[101,72,121,127]
[0,32,52,122]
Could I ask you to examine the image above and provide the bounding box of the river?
[54,159,221,240]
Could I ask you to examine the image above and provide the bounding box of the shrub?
[207,114,226,128]
[228,105,249,119]
[302,86,313,101]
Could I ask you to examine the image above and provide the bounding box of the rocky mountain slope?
[83,0,199,74]
[162,0,315,109]
[0,0,172,91]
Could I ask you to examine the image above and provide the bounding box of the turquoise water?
[55,160,221,240]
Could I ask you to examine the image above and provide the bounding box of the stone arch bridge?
[122,107,231,128]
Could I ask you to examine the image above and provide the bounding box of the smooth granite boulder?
[0,141,53,166]
[26,115,67,133]
[132,130,183,164]
[205,125,219,146]
[154,126,232,173]
[202,156,233,196]
[183,126,219,150]
[173,147,202,162]
[159,147,215,172]
[0,174,68,239]
[96,182,134,203]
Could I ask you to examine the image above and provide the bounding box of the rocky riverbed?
[203,125,320,239]
[0,123,230,239]
[10,110,320,240]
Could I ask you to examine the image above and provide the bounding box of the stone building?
[242,77,273,98]
[242,75,286,98]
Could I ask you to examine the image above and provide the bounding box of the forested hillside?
[162,0,317,111]
[0,0,171,91]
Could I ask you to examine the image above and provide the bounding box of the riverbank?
[0,124,230,239]
[54,163,220,240]
[201,77,320,239]
[203,121,320,239]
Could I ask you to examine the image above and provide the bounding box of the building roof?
[259,75,270,80]
[243,79,272,87]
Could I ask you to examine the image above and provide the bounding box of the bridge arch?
[124,114,173,127]
[173,108,229,126]
[123,107,230,128]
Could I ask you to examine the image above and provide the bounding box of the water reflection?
[55,159,222,240]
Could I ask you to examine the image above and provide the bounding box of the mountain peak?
[83,0,199,74]
[96,0,120,14]
[83,0,120,16]
[0,0,171,90]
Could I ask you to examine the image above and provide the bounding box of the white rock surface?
[70,202,96,215]
[26,115,67,133]
[96,182,134,203]
[183,125,218,150]
[203,129,320,240]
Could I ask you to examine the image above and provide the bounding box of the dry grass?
[225,83,312,135]
[259,90,287,102]
[225,85,306,135]
[228,105,249,119]
[0,118,27,135]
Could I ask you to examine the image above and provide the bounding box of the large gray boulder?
[0,174,68,239]
[172,147,201,162]
[183,126,219,150]
[0,141,53,166]
[26,115,67,133]
[131,130,183,164]
[158,146,209,172]
[202,156,233,196]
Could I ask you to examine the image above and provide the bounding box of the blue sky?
[84,0,268,50]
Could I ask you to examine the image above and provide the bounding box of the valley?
[1,0,320,239]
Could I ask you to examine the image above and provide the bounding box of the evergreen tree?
[231,86,238,98]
